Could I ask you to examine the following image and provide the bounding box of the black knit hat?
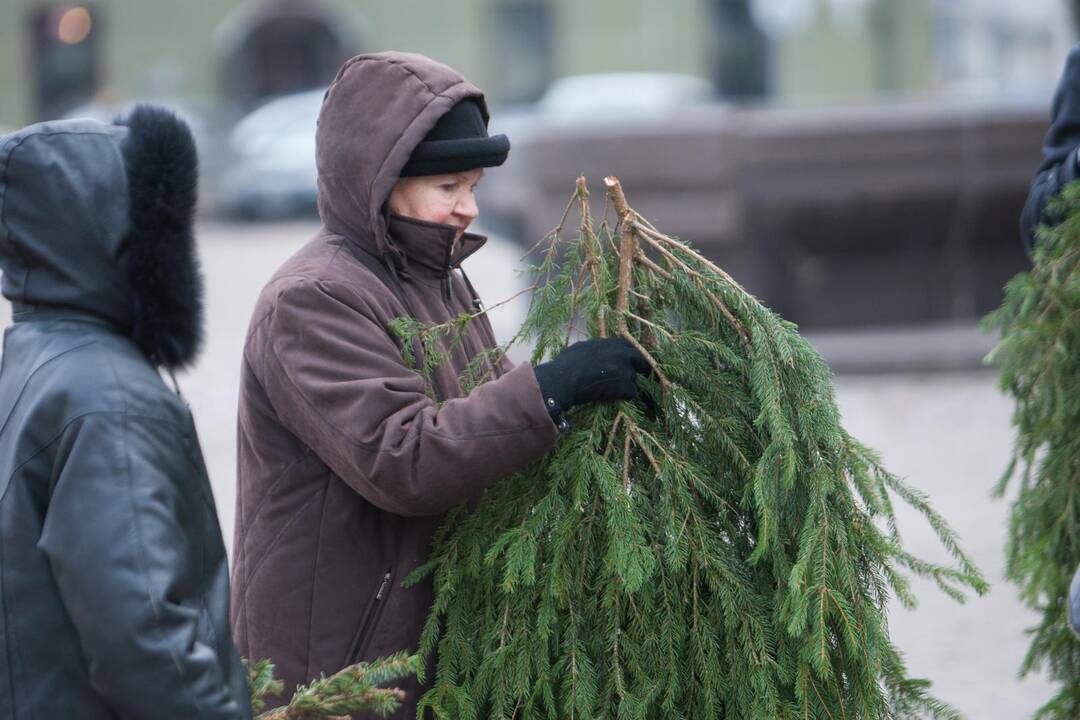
[400,99,510,177]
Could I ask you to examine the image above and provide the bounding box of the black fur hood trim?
[115,105,204,370]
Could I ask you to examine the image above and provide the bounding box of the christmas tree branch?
[982,182,1080,718]
[604,176,638,332]
[632,217,750,297]
[604,176,671,388]
[634,249,672,280]
[578,175,608,338]
[250,653,420,720]
[403,175,986,719]
[636,226,751,353]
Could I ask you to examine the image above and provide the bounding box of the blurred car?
[485,72,715,152]
[537,72,714,121]
[217,73,714,223]
[480,72,717,241]
[217,89,323,220]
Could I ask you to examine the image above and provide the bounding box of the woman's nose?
[456,192,479,221]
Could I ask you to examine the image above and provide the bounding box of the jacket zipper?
[345,567,393,665]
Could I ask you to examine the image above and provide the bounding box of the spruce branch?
[632,222,751,352]
[396,177,985,719]
[246,658,284,714]
[251,652,421,720]
[605,176,671,390]
[983,182,1080,719]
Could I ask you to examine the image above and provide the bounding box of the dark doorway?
[217,0,359,108]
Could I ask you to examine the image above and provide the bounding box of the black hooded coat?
[1021,44,1080,254]
[0,108,251,719]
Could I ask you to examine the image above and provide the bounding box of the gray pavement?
[0,220,1054,717]
[835,371,1052,717]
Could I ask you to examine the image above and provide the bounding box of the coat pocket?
[343,565,393,666]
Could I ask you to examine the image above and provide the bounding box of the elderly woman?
[230,52,648,713]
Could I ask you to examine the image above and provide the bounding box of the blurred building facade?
[0,0,1076,129]
[0,0,1076,330]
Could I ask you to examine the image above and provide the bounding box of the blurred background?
[0,0,1074,716]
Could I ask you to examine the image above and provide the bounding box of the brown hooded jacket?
[230,52,558,714]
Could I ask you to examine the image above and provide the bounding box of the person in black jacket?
[0,107,251,718]
[1021,45,1080,254]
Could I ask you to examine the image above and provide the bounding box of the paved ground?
[835,372,1053,717]
[0,220,1055,717]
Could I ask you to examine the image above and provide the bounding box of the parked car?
[481,72,717,240]
[537,72,714,121]
[217,89,323,220]
[217,73,714,223]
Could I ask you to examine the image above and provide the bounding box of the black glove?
[533,338,650,432]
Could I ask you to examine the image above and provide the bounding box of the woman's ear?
[384,177,408,216]
[385,179,403,216]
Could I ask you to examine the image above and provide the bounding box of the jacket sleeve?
[258,279,559,517]
[1021,44,1080,255]
[38,411,251,720]
[1070,562,1080,638]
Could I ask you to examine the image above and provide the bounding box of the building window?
[490,1,552,103]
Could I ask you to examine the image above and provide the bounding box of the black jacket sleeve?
[1021,45,1080,256]
[37,411,250,720]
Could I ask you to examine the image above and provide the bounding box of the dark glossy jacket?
[1021,44,1080,254]
[0,109,251,719]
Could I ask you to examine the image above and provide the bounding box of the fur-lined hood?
[0,105,203,369]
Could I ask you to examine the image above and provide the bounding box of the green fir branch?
[983,182,1080,720]
[397,177,986,718]
[247,653,421,720]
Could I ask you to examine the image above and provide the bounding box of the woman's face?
[387,168,483,245]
